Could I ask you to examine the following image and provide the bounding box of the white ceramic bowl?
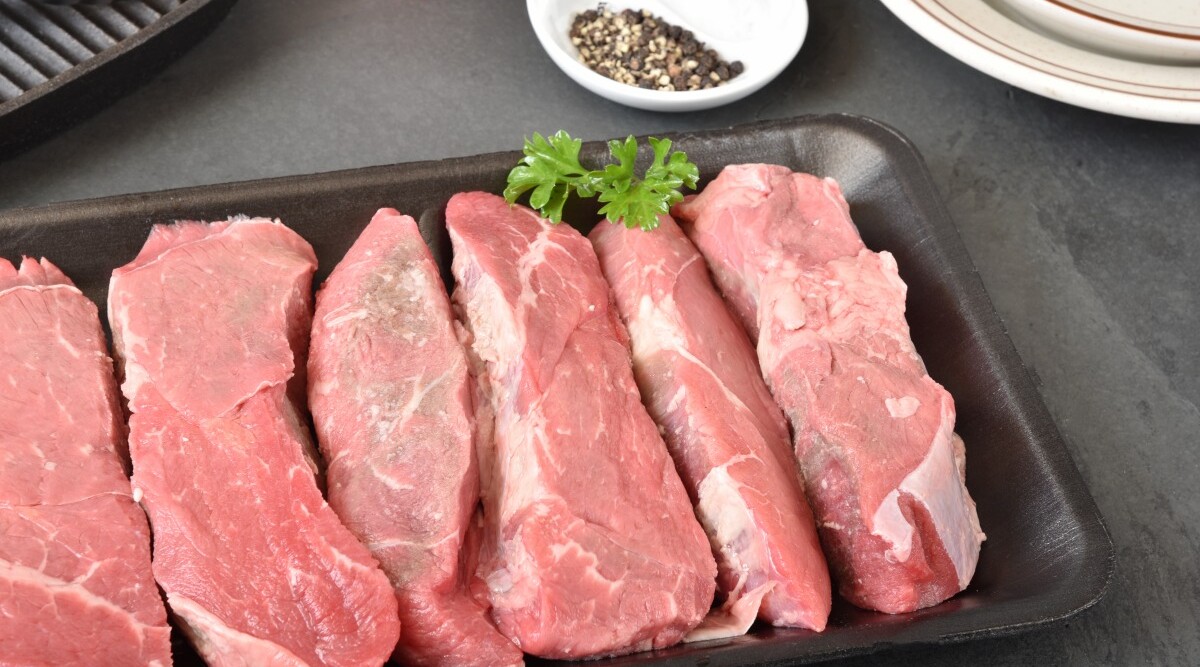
[527,0,808,112]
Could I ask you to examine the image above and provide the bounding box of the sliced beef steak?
[590,217,831,636]
[447,193,716,659]
[676,165,985,614]
[108,219,400,666]
[0,257,172,667]
[309,209,522,667]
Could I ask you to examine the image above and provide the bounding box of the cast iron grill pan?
[0,115,1115,666]
[0,0,237,159]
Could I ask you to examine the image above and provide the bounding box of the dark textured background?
[1,1,1196,664]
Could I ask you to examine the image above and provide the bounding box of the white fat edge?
[368,463,416,493]
[546,535,619,597]
[320,303,370,330]
[106,294,154,407]
[370,364,456,448]
[496,405,549,526]
[827,251,920,358]
[885,396,921,419]
[117,358,152,409]
[309,374,339,399]
[818,177,857,233]
[455,257,528,509]
[485,516,543,614]
[664,385,689,415]
[286,566,306,589]
[755,271,801,377]
[399,261,431,301]
[627,292,765,428]
[459,267,522,382]
[868,397,984,588]
[626,293,688,363]
[951,433,968,483]
[167,594,311,667]
[105,221,246,278]
[696,459,769,598]
[683,581,773,643]
[453,247,552,531]
[515,226,555,310]
[456,230,596,612]
[0,558,164,632]
[771,288,808,332]
[0,282,83,301]
[367,529,457,554]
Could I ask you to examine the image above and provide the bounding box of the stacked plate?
[880,0,1200,123]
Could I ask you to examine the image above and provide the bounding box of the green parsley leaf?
[504,131,699,231]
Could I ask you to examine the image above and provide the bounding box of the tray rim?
[0,113,1116,664]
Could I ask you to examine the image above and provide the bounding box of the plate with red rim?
[880,0,1200,123]
[1003,0,1200,63]
[0,115,1113,665]
[1049,0,1200,38]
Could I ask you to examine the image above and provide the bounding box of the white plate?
[1053,0,1200,37]
[880,0,1200,123]
[1002,0,1200,63]
[526,0,808,112]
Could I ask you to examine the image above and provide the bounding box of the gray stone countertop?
[1,1,1196,664]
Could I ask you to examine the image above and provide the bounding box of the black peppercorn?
[569,6,745,92]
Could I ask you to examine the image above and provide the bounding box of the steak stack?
[448,193,717,659]
[676,166,985,613]
[309,209,523,667]
[109,219,400,666]
[590,217,832,636]
[1,257,172,667]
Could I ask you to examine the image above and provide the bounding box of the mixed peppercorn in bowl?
[526,0,810,112]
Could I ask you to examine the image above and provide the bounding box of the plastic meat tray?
[0,114,1114,665]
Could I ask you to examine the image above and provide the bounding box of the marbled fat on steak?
[448,192,716,659]
[108,218,400,666]
[590,216,831,637]
[309,209,523,667]
[0,258,172,667]
[676,165,985,614]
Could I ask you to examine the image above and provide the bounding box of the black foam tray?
[0,0,238,160]
[0,115,1114,665]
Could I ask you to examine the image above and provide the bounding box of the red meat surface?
[0,257,172,667]
[676,166,985,613]
[309,209,523,667]
[448,193,716,659]
[109,219,399,666]
[590,217,831,636]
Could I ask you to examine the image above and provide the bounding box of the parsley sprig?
[503,131,700,231]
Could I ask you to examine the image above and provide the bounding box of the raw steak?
[309,209,523,667]
[0,258,172,667]
[590,217,831,636]
[676,165,985,614]
[108,218,400,666]
[447,193,716,659]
